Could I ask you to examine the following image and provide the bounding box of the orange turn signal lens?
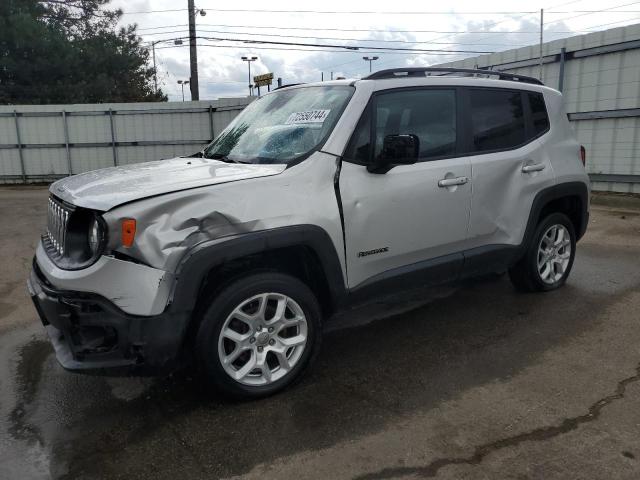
[121,219,136,248]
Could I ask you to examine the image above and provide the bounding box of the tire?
[195,272,322,399]
[509,212,576,292]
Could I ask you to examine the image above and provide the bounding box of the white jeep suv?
[28,68,590,398]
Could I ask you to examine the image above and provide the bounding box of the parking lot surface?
[1,186,640,479]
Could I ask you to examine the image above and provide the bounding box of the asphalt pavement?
[1,186,640,479]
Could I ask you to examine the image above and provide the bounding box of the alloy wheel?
[537,224,572,284]
[217,293,308,386]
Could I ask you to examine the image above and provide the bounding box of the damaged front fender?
[104,191,263,272]
[102,152,346,279]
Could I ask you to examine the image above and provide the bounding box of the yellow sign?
[253,72,274,87]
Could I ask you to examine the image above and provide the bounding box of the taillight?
[580,145,586,166]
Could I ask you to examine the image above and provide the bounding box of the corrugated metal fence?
[0,97,253,183]
[434,24,640,194]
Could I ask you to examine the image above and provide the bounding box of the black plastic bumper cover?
[27,262,190,374]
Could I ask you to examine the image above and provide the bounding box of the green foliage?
[0,0,167,104]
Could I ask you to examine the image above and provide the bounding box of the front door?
[339,87,472,288]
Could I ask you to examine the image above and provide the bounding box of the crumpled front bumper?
[27,261,189,374]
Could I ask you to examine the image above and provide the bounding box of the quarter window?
[469,89,525,152]
[529,92,550,136]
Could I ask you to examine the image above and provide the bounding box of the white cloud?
[111,0,640,100]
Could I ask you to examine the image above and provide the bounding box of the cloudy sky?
[110,0,640,101]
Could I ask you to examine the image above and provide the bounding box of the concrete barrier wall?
[434,24,640,193]
[0,97,253,183]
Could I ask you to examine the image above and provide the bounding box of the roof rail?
[273,83,304,90]
[363,67,544,86]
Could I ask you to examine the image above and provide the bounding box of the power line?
[544,1,640,26]
[141,1,640,97]
[122,7,640,15]
[149,35,496,54]
[584,17,640,30]
[156,43,469,56]
[418,0,582,45]
[137,23,577,34]
[361,10,640,74]
[319,2,563,72]
[139,28,532,47]
[339,0,577,74]
[316,20,524,71]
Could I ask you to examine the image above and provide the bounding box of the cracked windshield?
[204,86,353,164]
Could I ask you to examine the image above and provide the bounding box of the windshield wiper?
[206,153,240,163]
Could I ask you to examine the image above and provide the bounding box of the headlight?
[47,207,106,270]
[88,217,101,255]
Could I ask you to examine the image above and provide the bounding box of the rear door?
[463,87,555,269]
[339,87,472,288]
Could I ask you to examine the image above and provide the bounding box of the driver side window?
[344,89,457,164]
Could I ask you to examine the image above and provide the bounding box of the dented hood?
[50,157,287,211]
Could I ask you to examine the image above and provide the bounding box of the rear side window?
[529,92,550,136]
[469,89,525,152]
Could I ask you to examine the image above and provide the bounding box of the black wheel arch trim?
[521,181,589,249]
[169,224,348,315]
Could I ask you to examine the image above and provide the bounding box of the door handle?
[438,176,469,188]
[522,163,545,173]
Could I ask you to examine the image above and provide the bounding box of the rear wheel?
[509,213,576,292]
[195,272,321,399]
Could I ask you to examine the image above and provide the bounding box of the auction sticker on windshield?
[285,110,330,125]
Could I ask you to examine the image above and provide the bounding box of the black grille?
[45,196,73,259]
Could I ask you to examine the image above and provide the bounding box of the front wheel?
[195,272,322,399]
[509,213,576,292]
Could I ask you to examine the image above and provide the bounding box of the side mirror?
[367,134,419,174]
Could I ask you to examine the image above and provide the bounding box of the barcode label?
[285,109,330,125]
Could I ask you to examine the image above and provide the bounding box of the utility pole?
[539,8,544,81]
[363,56,379,73]
[188,0,199,100]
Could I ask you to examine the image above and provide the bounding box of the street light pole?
[241,56,258,96]
[177,80,190,101]
[152,41,158,93]
[363,56,379,73]
[150,38,183,95]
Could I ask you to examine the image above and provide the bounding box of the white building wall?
[434,24,640,193]
[0,97,253,183]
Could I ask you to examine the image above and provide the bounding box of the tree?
[0,0,167,104]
